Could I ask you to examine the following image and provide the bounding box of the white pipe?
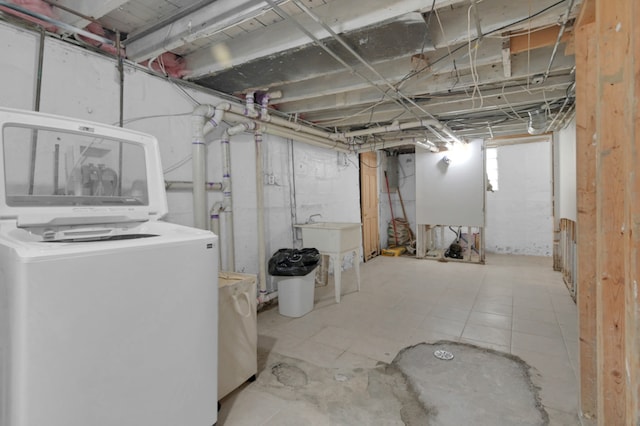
[256,123,350,153]
[254,131,268,295]
[355,137,440,153]
[165,180,223,191]
[191,104,217,229]
[220,132,233,270]
[221,122,257,271]
[245,91,258,118]
[209,202,223,269]
[258,290,278,304]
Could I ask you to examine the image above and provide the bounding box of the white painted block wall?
[485,141,553,256]
[379,154,417,249]
[0,21,361,284]
[556,118,577,221]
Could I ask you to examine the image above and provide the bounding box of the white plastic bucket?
[274,267,317,317]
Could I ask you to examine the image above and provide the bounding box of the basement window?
[486,147,499,191]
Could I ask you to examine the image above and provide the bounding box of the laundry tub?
[275,266,318,317]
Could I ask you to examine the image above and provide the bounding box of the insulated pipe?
[254,131,268,296]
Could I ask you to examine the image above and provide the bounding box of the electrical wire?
[116,111,193,126]
[434,7,461,90]
[395,0,567,89]
[467,4,483,109]
[163,138,224,174]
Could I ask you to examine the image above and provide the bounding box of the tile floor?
[219,254,581,425]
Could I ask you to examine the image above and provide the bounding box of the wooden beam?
[576,0,596,27]
[575,22,598,422]
[594,0,636,423]
[627,0,640,420]
[510,26,572,54]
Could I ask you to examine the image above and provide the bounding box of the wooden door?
[360,151,379,261]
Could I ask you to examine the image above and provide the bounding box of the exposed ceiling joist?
[510,25,572,54]
[1,0,578,141]
[185,0,465,79]
[276,45,574,118]
[305,79,570,126]
[47,0,129,28]
[125,0,290,61]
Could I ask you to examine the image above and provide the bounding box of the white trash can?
[275,266,317,317]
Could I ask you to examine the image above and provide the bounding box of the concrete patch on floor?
[395,341,548,426]
[240,341,548,426]
[250,351,430,425]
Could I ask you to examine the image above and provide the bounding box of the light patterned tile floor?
[219,254,580,425]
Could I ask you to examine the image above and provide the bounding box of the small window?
[486,147,498,191]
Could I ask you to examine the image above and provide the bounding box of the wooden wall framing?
[575,0,639,423]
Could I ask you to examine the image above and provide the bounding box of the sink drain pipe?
[254,130,269,299]
[221,122,257,271]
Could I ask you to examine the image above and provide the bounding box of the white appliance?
[218,272,257,400]
[0,108,218,426]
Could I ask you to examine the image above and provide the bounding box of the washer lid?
[0,107,168,227]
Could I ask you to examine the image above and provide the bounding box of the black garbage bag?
[268,248,320,276]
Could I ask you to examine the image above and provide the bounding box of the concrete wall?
[556,118,577,221]
[0,21,361,284]
[485,140,553,256]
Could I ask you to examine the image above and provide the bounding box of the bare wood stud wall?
[575,0,639,423]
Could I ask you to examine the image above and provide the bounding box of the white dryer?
[0,108,218,426]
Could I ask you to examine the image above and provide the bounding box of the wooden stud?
[626,0,640,420]
[510,26,572,55]
[594,0,635,423]
[577,0,596,27]
[575,22,598,421]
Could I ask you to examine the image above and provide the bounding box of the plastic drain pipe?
[221,122,257,271]
[210,202,223,268]
[355,137,440,153]
[254,130,269,299]
[191,104,224,230]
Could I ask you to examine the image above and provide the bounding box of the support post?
[575,21,598,422]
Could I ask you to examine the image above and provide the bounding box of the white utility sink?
[294,222,362,303]
[294,222,361,253]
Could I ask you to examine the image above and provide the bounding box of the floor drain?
[433,350,454,360]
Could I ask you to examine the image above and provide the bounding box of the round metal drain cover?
[433,350,454,360]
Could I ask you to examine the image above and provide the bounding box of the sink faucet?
[307,214,322,224]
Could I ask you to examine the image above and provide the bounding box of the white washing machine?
[0,108,218,426]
